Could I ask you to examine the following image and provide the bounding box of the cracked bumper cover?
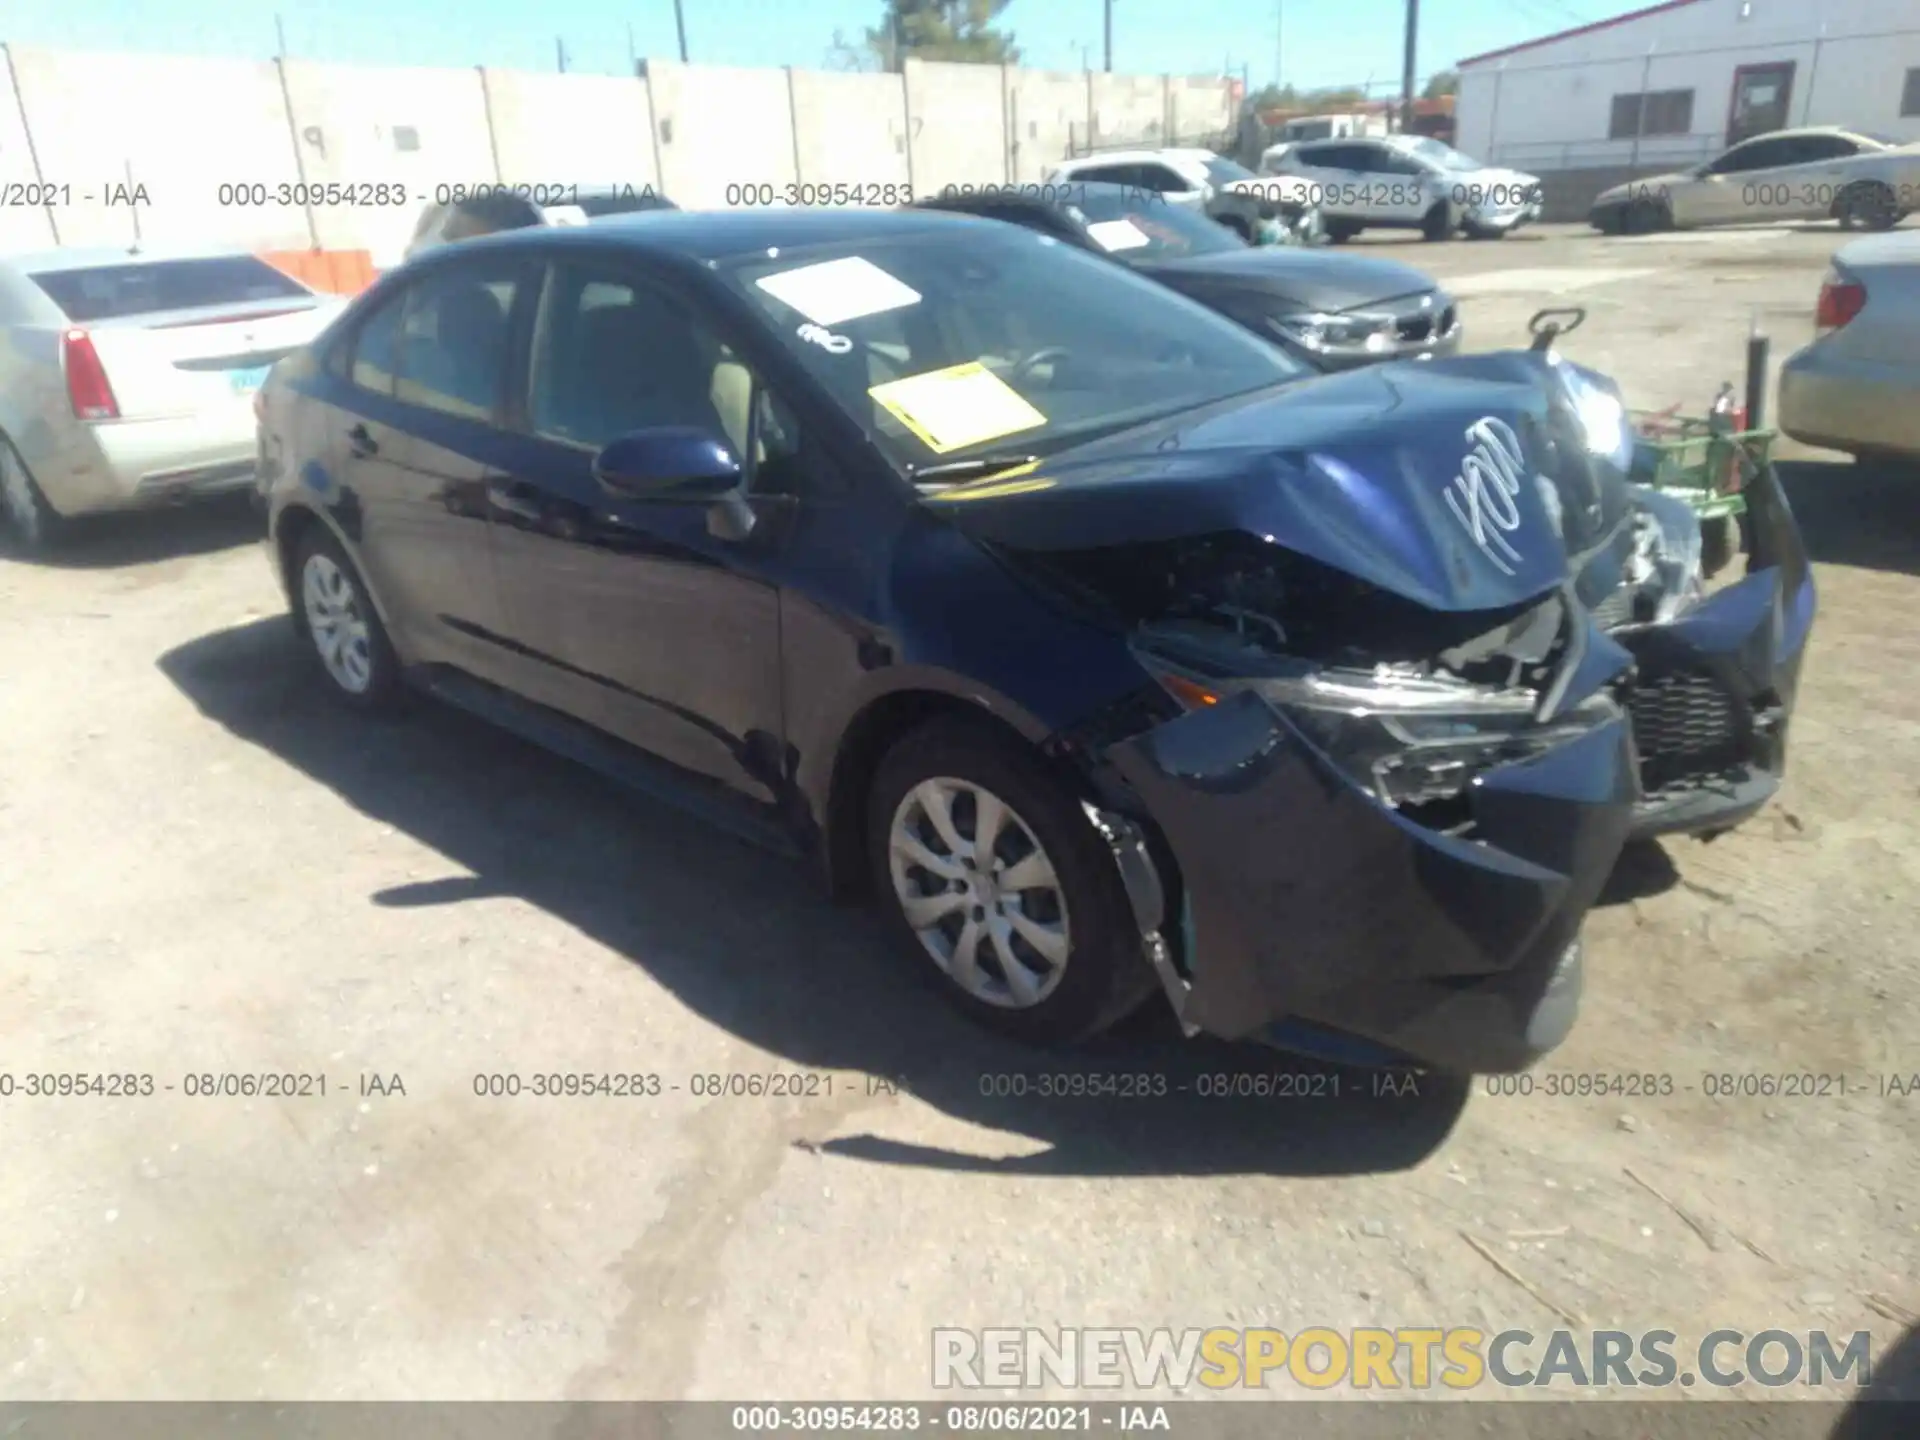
[1618,460,1816,839]
[1105,695,1638,1074]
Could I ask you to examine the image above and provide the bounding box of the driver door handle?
[346,423,378,458]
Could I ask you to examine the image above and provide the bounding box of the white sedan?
[0,244,344,550]
[1264,134,1542,242]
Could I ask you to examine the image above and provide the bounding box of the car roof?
[0,242,268,274]
[1060,149,1210,167]
[438,205,1006,265]
[917,181,1138,213]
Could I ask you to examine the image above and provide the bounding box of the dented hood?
[924,352,1632,613]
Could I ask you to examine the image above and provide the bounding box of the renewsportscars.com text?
[931,1326,1875,1391]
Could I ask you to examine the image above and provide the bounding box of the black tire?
[1463,223,1506,241]
[1623,197,1671,235]
[1836,181,1898,233]
[291,525,402,712]
[866,715,1159,1047]
[0,435,69,555]
[1420,202,1455,242]
[1323,220,1361,244]
[1592,208,1625,236]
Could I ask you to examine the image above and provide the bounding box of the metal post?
[275,13,288,57]
[1745,323,1770,430]
[1274,0,1282,88]
[1399,0,1418,133]
[555,37,566,73]
[674,0,689,63]
[1629,46,1652,168]
[1104,0,1113,73]
[1802,27,1823,126]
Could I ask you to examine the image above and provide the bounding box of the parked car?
[256,209,1813,1073]
[405,183,678,260]
[912,181,1459,369]
[1269,134,1543,241]
[0,244,345,550]
[1044,148,1312,244]
[1272,112,1391,145]
[1779,229,1920,461]
[1589,127,1920,235]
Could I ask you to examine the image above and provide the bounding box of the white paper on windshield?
[1085,218,1151,252]
[542,205,589,227]
[754,256,922,327]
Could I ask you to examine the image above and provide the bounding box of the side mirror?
[592,427,742,501]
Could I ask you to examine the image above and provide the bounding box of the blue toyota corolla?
[254,208,1815,1074]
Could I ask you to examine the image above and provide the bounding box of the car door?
[481,257,791,805]
[1787,133,1866,218]
[1299,143,1363,220]
[1687,136,1793,225]
[1371,145,1434,224]
[326,256,531,679]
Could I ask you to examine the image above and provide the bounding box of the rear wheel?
[1323,219,1362,244]
[293,527,401,711]
[866,716,1158,1047]
[1836,181,1898,232]
[0,436,67,554]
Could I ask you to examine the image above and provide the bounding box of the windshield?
[728,227,1304,472]
[1402,137,1485,172]
[1069,190,1246,261]
[1201,157,1260,186]
[29,256,313,321]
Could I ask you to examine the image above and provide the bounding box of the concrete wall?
[904,59,1009,195]
[9,47,308,250]
[789,68,911,197]
[647,61,795,208]
[281,59,497,263]
[1458,0,1920,170]
[0,43,1237,253]
[0,54,55,252]
[1007,70,1087,184]
[482,70,658,193]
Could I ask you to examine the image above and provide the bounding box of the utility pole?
[274,12,288,57]
[1400,0,1419,132]
[555,36,567,73]
[1274,0,1282,89]
[626,21,637,73]
[1103,0,1113,72]
[674,0,689,62]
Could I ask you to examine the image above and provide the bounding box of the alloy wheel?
[301,552,374,695]
[887,776,1071,1009]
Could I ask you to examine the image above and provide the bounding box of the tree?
[1423,69,1459,99]
[825,28,880,71]
[863,0,1020,70]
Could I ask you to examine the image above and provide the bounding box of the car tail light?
[62,328,120,420]
[1814,271,1865,335]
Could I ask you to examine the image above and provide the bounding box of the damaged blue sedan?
[255,208,1815,1073]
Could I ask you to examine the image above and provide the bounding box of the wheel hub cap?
[887,777,1071,1010]
[301,553,374,695]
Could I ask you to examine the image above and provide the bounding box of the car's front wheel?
[1420,202,1455,241]
[293,527,401,711]
[867,716,1158,1047]
[0,436,67,554]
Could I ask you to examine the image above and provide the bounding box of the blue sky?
[4,0,1614,91]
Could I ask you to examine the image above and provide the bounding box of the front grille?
[1626,664,1749,792]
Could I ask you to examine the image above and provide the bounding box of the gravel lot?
[1,222,1916,1408]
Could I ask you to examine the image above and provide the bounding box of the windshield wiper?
[909,454,1042,488]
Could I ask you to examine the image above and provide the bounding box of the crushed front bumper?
[1105,695,1638,1074]
[1613,459,1816,838]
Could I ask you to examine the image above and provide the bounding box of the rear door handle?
[346,423,378,458]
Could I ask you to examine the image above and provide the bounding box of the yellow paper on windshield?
[868,362,1047,455]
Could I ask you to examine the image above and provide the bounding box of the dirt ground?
[0,222,1916,1407]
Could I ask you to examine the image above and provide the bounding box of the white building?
[1455,0,1920,174]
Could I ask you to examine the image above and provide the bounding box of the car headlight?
[1138,652,1620,812]
[1550,357,1636,470]
[1271,310,1398,357]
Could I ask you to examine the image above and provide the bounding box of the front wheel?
[1421,202,1456,242]
[867,717,1158,1047]
[0,436,67,554]
[1323,219,1362,244]
[293,527,402,711]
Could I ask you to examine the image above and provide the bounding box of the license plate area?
[227,365,272,394]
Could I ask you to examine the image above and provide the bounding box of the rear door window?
[348,289,407,395]
[29,256,311,323]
